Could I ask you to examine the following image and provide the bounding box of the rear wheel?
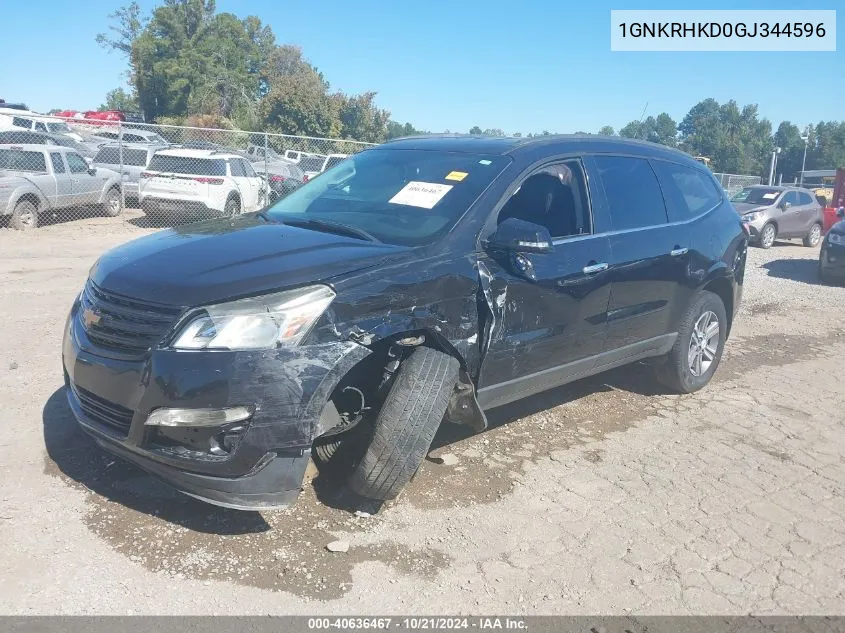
[803,222,822,247]
[225,196,240,217]
[349,347,459,501]
[758,223,776,249]
[101,187,122,217]
[655,290,727,393]
[10,200,39,231]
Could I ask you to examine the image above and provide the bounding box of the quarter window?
[594,155,668,230]
[650,160,722,221]
[242,160,257,178]
[12,117,33,128]
[230,159,246,177]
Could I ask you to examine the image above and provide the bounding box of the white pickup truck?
[0,144,122,230]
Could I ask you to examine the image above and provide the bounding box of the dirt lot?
[0,213,843,614]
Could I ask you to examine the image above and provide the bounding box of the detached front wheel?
[349,346,459,501]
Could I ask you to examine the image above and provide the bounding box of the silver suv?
[731,185,824,249]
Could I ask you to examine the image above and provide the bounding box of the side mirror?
[837,207,845,219]
[780,201,791,211]
[486,218,553,254]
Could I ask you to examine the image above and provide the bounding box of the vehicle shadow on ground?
[762,258,824,286]
[428,363,673,452]
[42,388,272,535]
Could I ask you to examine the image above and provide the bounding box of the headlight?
[743,211,763,222]
[829,232,845,246]
[171,285,335,350]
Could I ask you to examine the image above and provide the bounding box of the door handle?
[582,262,608,274]
[670,247,689,257]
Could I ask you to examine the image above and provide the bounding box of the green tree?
[385,121,425,139]
[99,87,139,112]
[619,113,676,146]
[482,128,506,137]
[598,125,615,136]
[337,91,390,142]
[469,126,482,135]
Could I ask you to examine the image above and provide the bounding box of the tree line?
[96,1,843,180]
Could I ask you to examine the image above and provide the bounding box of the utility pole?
[768,147,781,185]
[799,128,809,186]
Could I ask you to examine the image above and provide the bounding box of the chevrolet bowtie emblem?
[83,307,102,328]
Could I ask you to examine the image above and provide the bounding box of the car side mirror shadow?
[485,218,553,254]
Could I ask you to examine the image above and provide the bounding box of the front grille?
[78,280,182,355]
[71,383,134,436]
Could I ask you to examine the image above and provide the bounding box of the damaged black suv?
[62,135,746,510]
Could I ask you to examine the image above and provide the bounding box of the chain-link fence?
[0,115,375,231]
[712,172,762,196]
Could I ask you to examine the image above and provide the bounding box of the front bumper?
[820,241,845,279]
[62,300,370,510]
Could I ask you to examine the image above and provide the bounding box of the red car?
[822,168,845,234]
[51,110,145,125]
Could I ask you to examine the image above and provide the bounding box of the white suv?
[139,149,268,220]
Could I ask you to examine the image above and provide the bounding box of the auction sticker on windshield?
[389,181,453,209]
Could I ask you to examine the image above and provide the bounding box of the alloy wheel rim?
[109,193,120,215]
[19,209,35,227]
[810,224,821,245]
[762,226,775,247]
[688,310,719,377]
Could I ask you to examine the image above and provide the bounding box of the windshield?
[47,122,71,134]
[264,148,509,246]
[731,187,782,205]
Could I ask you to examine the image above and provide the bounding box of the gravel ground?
[0,215,843,614]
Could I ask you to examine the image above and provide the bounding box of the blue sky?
[1,0,840,134]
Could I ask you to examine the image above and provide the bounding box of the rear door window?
[783,191,801,206]
[650,160,722,222]
[594,155,668,230]
[50,153,66,173]
[798,192,815,205]
[242,160,257,178]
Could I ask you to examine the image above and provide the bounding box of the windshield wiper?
[281,217,381,243]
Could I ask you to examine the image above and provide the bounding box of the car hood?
[91,215,408,307]
[733,203,769,214]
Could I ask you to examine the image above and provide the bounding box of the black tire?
[655,290,727,394]
[758,223,776,249]
[803,222,822,247]
[818,259,831,285]
[101,187,122,217]
[349,347,459,501]
[225,196,240,217]
[10,200,39,231]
